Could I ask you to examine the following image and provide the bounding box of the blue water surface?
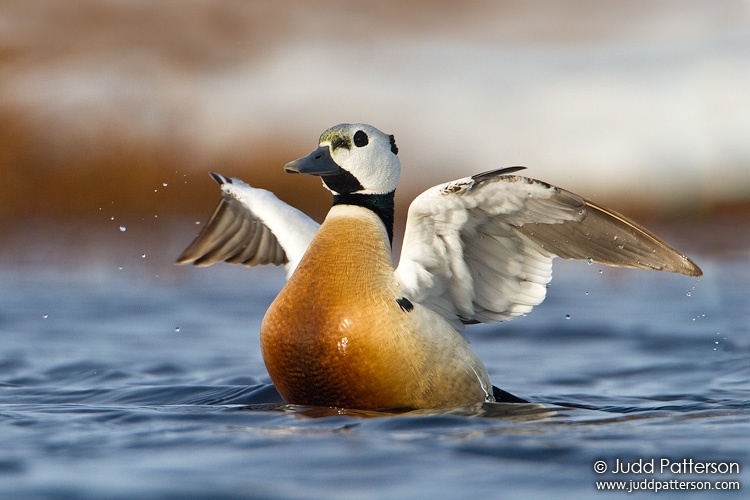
[0,226,747,499]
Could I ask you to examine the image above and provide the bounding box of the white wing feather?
[177,173,319,279]
[395,168,702,327]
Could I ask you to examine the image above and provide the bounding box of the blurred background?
[1,0,748,267]
[2,4,748,496]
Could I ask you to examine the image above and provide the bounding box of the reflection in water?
[248,401,558,422]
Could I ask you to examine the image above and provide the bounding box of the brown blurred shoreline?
[1,108,747,223]
[2,92,748,223]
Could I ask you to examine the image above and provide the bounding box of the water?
[1,228,748,499]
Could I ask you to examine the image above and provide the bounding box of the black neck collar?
[332,191,395,245]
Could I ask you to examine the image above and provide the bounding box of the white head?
[284,123,400,195]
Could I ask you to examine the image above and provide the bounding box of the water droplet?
[585,291,589,296]
[195,221,201,225]
[110,216,115,221]
[565,314,571,320]
[119,226,126,232]
[118,266,123,271]
[617,244,625,250]
[175,327,181,333]
[686,290,692,297]
[586,257,594,265]
[42,313,49,319]
[598,269,603,274]
[613,235,618,241]
[162,182,168,187]
[141,254,146,259]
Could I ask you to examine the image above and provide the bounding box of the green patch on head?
[319,126,352,151]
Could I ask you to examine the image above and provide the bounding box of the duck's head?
[284,123,400,195]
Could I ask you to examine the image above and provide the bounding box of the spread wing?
[395,167,702,326]
[177,172,319,279]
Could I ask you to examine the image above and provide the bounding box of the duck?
[177,123,703,410]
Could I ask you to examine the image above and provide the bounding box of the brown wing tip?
[175,249,205,266]
[175,173,228,266]
[680,256,703,277]
[175,255,194,266]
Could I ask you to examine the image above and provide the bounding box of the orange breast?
[260,208,419,409]
[260,205,493,410]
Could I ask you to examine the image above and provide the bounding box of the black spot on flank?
[331,135,352,151]
[396,297,414,312]
[492,385,529,404]
[353,130,369,147]
[389,134,398,155]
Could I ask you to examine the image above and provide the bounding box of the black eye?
[353,130,369,147]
